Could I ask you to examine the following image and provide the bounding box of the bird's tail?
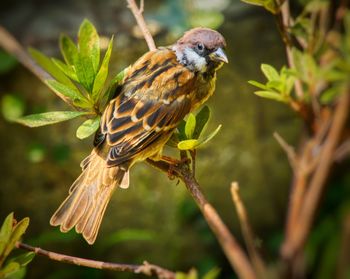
[50,150,127,244]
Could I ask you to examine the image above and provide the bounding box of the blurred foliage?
[0,213,34,279]
[0,50,17,74]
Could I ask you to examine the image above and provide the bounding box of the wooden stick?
[16,242,175,279]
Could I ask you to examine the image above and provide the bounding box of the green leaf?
[203,267,221,279]
[92,36,114,99]
[76,19,100,91]
[177,139,199,150]
[9,252,35,267]
[240,0,264,7]
[266,80,283,92]
[0,213,14,256]
[248,80,268,90]
[1,95,25,121]
[0,262,20,277]
[75,55,95,92]
[175,269,198,279]
[197,124,222,146]
[51,58,78,81]
[185,114,196,139]
[76,117,100,139]
[3,218,29,260]
[15,111,88,128]
[59,34,78,66]
[193,105,210,139]
[254,90,287,102]
[45,80,84,102]
[189,10,224,30]
[261,64,279,81]
[177,120,186,141]
[28,48,76,90]
[241,0,278,14]
[78,19,100,73]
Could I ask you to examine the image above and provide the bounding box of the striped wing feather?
[98,48,195,166]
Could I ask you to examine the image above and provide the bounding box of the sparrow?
[50,27,228,244]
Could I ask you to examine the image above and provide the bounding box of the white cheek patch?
[184,48,207,72]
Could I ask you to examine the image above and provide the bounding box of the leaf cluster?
[14,19,125,139]
[167,106,222,151]
[0,213,34,279]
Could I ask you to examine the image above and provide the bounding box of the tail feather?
[50,150,125,244]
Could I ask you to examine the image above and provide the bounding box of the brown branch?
[126,0,156,51]
[281,88,349,260]
[0,25,73,106]
[231,182,267,277]
[147,159,256,279]
[16,242,175,279]
[273,132,297,170]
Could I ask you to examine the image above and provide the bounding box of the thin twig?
[0,25,74,106]
[16,242,175,279]
[126,0,156,51]
[147,159,256,279]
[231,182,267,278]
[282,88,349,260]
[273,132,297,170]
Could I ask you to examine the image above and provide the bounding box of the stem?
[16,242,175,279]
[231,182,267,277]
[281,88,349,260]
[126,0,156,51]
[147,159,257,279]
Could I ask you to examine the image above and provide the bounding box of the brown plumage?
[50,27,228,244]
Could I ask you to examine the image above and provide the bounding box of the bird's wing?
[98,48,195,166]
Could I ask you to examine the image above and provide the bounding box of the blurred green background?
[0,0,349,278]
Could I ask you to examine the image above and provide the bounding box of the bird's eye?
[196,43,204,53]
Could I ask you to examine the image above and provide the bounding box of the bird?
[50,27,228,244]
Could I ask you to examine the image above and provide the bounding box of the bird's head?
[173,27,228,73]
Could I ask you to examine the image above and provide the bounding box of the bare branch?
[147,159,257,279]
[126,0,156,51]
[282,88,350,260]
[16,242,175,279]
[273,132,297,169]
[231,182,267,277]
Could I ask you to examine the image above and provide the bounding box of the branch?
[16,242,175,279]
[147,159,257,279]
[231,182,266,277]
[0,26,50,83]
[126,0,156,51]
[281,88,350,260]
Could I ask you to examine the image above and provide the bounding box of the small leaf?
[0,213,14,256]
[266,80,283,92]
[9,252,35,267]
[1,95,25,121]
[240,0,264,6]
[177,120,186,141]
[248,80,268,90]
[254,90,287,102]
[185,114,196,139]
[197,124,222,146]
[59,34,78,66]
[261,64,279,81]
[76,117,100,139]
[92,36,114,100]
[3,218,29,260]
[175,269,198,279]
[193,105,210,139]
[28,48,76,90]
[51,58,78,81]
[15,111,88,128]
[78,19,100,73]
[45,80,84,102]
[177,139,199,150]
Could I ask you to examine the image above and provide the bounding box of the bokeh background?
[0,0,349,278]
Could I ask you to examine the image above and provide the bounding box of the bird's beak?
[210,47,228,63]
